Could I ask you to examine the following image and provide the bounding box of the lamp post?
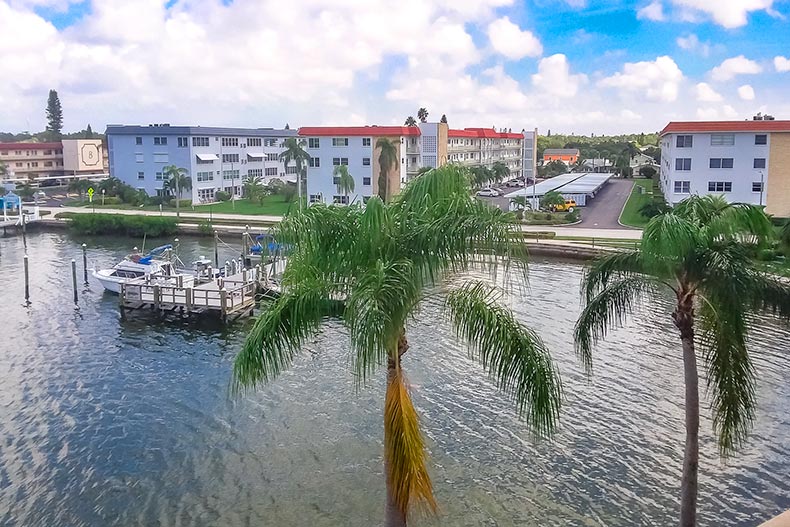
[759,170,765,207]
[101,188,105,206]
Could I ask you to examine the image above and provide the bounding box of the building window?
[333,176,341,185]
[333,195,350,204]
[708,181,732,192]
[196,157,214,165]
[752,182,764,192]
[197,171,214,182]
[192,137,210,147]
[222,153,240,163]
[223,169,240,180]
[156,172,164,180]
[308,138,320,149]
[248,168,263,178]
[709,158,734,169]
[177,137,188,148]
[362,138,371,147]
[363,177,371,185]
[755,134,768,145]
[198,188,215,201]
[137,171,145,180]
[153,137,167,145]
[754,158,766,169]
[309,194,322,204]
[247,138,262,147]
[153,153,169,163]
[221,137,239,147]
[44,161,53,167]
[710,133,735,146]
[674,181,690,193]
[135,153,144,163]
[675,158,691,171]
[136,137,143,145]
[30,162,38,167]
[362,157,370,166]
[676,135,693,148]
[333,157,349,166]
[332,138,349,147]
[309,157,320,168]
[266,153,278,161]
[44,150,52,155]
[264,138,278,147]
[265,167,278,176]
[285,166,298,175]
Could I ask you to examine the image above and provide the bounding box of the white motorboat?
[92,244,179,293]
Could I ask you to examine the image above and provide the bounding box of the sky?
[0,0,788,135]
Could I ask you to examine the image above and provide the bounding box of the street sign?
[87,187,94,203]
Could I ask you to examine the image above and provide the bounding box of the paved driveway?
[577,179,635,229]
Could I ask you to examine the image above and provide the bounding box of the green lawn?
[194,195,304,216]
[619,179,654,228]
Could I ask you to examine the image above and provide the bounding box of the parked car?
[476,188,500,197]
[550,199,577,212]
[505,179,523,187]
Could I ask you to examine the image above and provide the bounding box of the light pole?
[759,170,765,207]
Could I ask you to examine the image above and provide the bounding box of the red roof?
[448,128,522,139]
[298,126,421,137]
[660,121,790,135]
[0,142,62,150]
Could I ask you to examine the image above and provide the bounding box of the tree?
[375,137,398,203]
[574,195,790,527]
[469,166,494,188]
[243,173,266,204]
[404,116,417,127]
[539,160,567,178]
[540,190,565,210]
[417,108,428,123]
[163,165,191,218]
[440,114,448,124]
[333,164,355,203]
[233,165,562,527]
[279,137,310,210]
[68,179,91,199]
[85,124,94,139]
[639,166,657,179]
[45,89,63,140]
[0,161,8,179]
[491,161,510,183]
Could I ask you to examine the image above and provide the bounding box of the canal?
[0,231,788,526]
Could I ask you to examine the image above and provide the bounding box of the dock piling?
[214,231,219,267]
[71,259,78,303]
[82,243,88,284]
[23,254,30,302]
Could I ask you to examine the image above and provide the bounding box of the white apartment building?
[447,128,524,179]
[659,121,790,216]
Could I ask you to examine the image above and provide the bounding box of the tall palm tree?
[243,173,265,205]
[68,178,91,199]
[279,137,311,211]
[375,137,399,203]
[333,164,355,204]
[163,165,191,218]
[417,108,428,123]
[491,161,510,183]
[404,116,417,127]
[233,165,562,527]
[574,195,790,527]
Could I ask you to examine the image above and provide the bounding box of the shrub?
[197,220,214,236]
[170,198,192,208]
[215,191,231,202]
[544,213,552,220]
[102,196,122,205]
[68,213,177,237]
[757,248,778,261]
[639,201,670,218]
[565,210,580,222]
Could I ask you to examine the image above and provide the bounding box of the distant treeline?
[538,132,660,161]
[0,128,104,143]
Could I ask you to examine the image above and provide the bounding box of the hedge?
[68,214,178,237]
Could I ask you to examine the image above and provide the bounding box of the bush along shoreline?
[67,213,178,237]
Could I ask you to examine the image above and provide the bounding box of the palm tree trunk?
[672,290,699,527]
[384,331,410,527]
[175,178,180,219]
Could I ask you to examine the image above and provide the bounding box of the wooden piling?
[214,231,219,267]
[219,288,228,322]
[119,283,126,320]
[82,243,88,284]
[23,254,30,302]
[71,259,78,303]
[153,285,161,311]
[185,286,193,313]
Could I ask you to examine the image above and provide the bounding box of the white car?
[505,179,523,187]
[476,188,500,197]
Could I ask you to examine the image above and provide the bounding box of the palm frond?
[444,281,562,436]
[232,275,340,393]
[641,212,700,270]
[581,250,644,302]
[575,276,657,373]
[384,368,437,519]
[748,273,790,318]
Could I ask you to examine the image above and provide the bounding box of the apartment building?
[0,139,107,184]
[659,120,790,216]
[447,128,524,179]
[106,125,297,203]
[298,125,419,205]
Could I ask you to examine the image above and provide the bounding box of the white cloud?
[637,1,665,21]
[695,82,723,102]
[531,54,588,99]
[696,105,738,120]
[487,16,542,60]
[676,34,711,57]
[563,0,588,7]
[775,56,790,72]
[668,0,775,28]
[598,56,683,102]
[710,55,763,81]
[738,84,755,100]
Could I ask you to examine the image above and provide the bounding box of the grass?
[619,179,655,228]
[194,195,303,216]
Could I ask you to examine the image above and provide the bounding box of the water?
[0,231,788,526]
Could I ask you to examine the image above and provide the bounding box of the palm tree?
[233,165,562,527]
[574,195,790,527]
[333,164,355,204]
[469,166,495,188]
[68,179,91,199]
[404,116,417,127]
[417,108,428,123]
[280,137,310,210]
[163,165,191,218]
[243,173,266,205]
[375,138,399,203]
[491,161,510,183]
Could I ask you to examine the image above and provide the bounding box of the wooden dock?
[119,260,282,323]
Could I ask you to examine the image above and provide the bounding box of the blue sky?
[1,0,788,135]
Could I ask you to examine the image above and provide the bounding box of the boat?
[92,244,180,293]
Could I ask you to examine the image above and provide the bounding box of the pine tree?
[86,124,93,139]
[45,89,63,140]
[285,123,290,130]
[440,114,448,124]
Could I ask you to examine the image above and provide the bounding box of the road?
[576,178,636,229]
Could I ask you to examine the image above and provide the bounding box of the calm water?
[0,231,788,526]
